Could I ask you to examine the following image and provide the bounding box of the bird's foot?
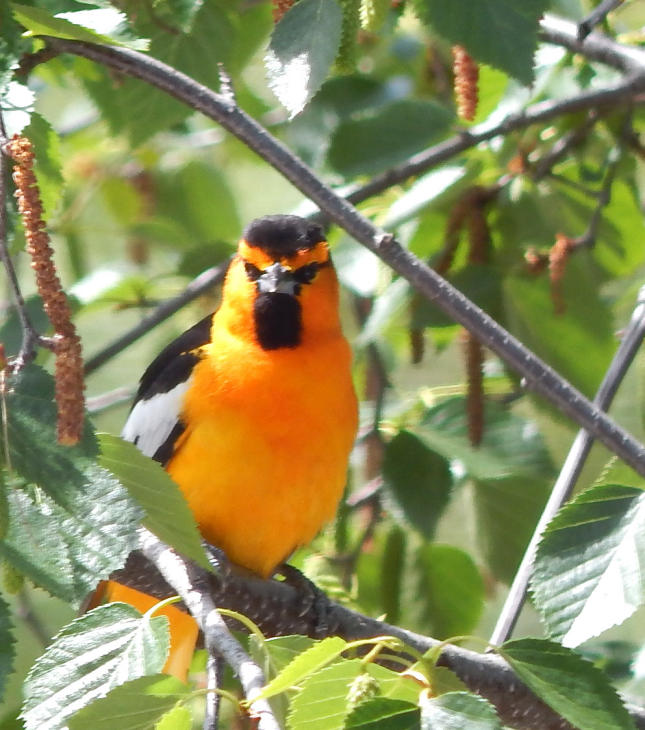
[276,563,330,638]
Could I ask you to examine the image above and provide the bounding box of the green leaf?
[155,704,192,730]
[22,604,170,730]
[0,483,138,604]
[78,2,233,145]
[420,691,502,729]
[98,434,210,571]
[68,674,189,730]
[503,267,615,399]
[401,543,484,639]
[345,697,420,729]
[417,0,549,84]
[11,4,146,48]
[473,475,549,584]
[0,595,15,704]
[256,636,348,702]
[380,526,406,626]
[501,639,635,730]
[20,113,62,222]
[266,0,343,118]
[0,295,50,358]
[287,659,362,730]
[328,99,453,177]
[419,397,554,481]
[531,484,645,647]
[382,430,452,539]
[250,635,316,681]
[157,161,241,244]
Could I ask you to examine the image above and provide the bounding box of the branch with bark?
[115,542,645,730]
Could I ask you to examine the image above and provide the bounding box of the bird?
[92,214,358,679]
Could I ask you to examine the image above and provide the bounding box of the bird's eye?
[244,262,263,281]
[293,263,319,285]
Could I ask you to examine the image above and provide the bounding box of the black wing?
[122,313,213,465]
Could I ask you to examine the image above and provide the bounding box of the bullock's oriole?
[93,215,358,680]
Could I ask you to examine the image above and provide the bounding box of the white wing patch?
[121,378,192,458]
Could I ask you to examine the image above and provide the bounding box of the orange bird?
[97,215,358,678]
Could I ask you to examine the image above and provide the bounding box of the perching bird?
[94,215,358,678]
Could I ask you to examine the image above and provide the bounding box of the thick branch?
[138,529,280,730]
[40,34,645,478]
[112,549,645,730]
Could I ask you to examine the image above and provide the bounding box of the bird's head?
[220,215,341,350]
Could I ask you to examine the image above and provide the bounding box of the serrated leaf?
[501,639,635,730]
[68,674,188,730]
[382,430,452,539]
[328,100,453,177]
[250,635,316,680]
[418,0,548,84]
[531,484,645,647]
[0,594,15,703]
[11,3,145,49]
[420,691,502,729]
[401,543,484,639]
[2,367,140,604]
[22,604,170,730]
[345,697,420,729]
[266,0,343,118]
[98,434,210,571]
[287,659,362,730]
[0,484,138,605]
[155,703,191,730]
[256,636,348,702]
[20,113,62,222]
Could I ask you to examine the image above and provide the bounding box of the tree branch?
[113,548,645,730]
[39,33,645,478]
[138,529,281,730]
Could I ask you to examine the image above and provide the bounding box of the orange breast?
[167,263,357,577]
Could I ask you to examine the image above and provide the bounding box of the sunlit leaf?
[266,0,343,118]
[22,604,170,730]
[531,484,645,647]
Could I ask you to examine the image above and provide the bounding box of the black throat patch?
[253,292,302,349]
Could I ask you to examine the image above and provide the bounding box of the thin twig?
[205,653,223,730]
[490,284,645,646]
[39,35,645,477]
[577,0,623,41]
[570,145,621,249]
[84,261,228,375]
[532,112,599,180]
[138,529,281,730]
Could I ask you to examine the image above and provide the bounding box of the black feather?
[243,215,325,258]
[253,292,301,349]
[134,314,212,405]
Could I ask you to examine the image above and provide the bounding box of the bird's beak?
[256,262,297,296]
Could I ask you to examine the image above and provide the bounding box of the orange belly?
[167,333,357,578]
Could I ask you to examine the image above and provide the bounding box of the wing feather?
[121,314,213,465]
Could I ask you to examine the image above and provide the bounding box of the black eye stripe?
[244,262,263,281]
[244,258,329,285]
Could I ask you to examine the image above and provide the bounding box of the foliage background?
[1,0,645,727]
